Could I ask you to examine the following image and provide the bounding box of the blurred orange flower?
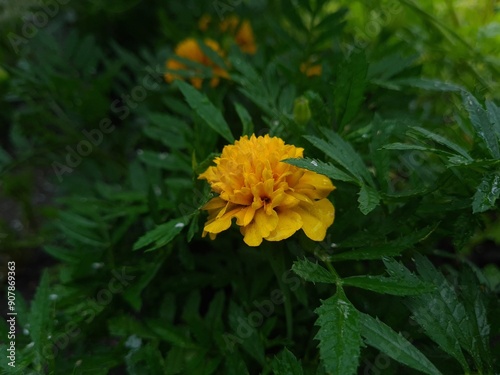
[300,61,322,77]
[165,38,228,89]
[198,15,257,54]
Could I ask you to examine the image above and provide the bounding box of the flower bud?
[293,96,311,126]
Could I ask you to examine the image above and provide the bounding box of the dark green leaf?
[284,158,356,183]
[408,127,472,160]
[332,225,437,261]
[271,348,304,375]
[334,52,368,126]
[315,293,361,375]
[29,271,52,367]
[485,100,500,140]
[343,275,434,296]
[472,173,500,213]
[359,313,442,375]
[292,258,336,284]
[177,80,234,143]
[234,102,254,136]
[461,91,500,158]
[133,218,187,251]
[357,184,380,215]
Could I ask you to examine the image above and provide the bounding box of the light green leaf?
[133,218,187,251]
[461,91,500,158]
[472,173,500,213]
[315,293,362,375]
[177,80,234,142]
[343,275,434,296]
[357,184,380,215]
[284,158,356,183]
[360,313,442,375]
[271,348,304,375]
[292,258,336,284]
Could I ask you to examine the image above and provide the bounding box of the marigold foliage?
[199,134,335,246]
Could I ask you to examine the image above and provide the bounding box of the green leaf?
[331,225,437,261]
[315,293,362,375]
[472,173,500,213]
[334,51,368,127]
[357,184,380,215]
[388,77,463,92]
[234,102,254,136]
[133,218,187,251]
[29,271,53,367]
[409,126,472,160]
[403,255,471,371]
[146,319,199,349]
[359,313,442,375]
[123,253,169,311]
[292,258,336,284]
[138,150,191,172]
[381,142,448,154]
[271,348,304,375]
[461,91,500,158]
[227,301,266,366]
[125,344,165,375]
[305,128,374,186]
[343,275,434,296]
[177,80,234,143]
[459,267,493,372]
[485,100,500,140]
[284,158,356,183]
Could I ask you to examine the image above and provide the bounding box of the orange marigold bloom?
[165,38,228,89]
[220,16,257,54]
[300,62,322,77]
[199,134,335,247]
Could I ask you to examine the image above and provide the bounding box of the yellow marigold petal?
[295,198,335,241]
[266,209,303,241]
[204,207,241,234]
[295,171,336,199]
[202,197,227,211]
[241,222,263,247]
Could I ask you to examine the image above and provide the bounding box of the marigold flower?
[220,16,257,54]
[300,61,322,77]
[198,14,257,54]
[199,134,335,247]
[164,38,228,89]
